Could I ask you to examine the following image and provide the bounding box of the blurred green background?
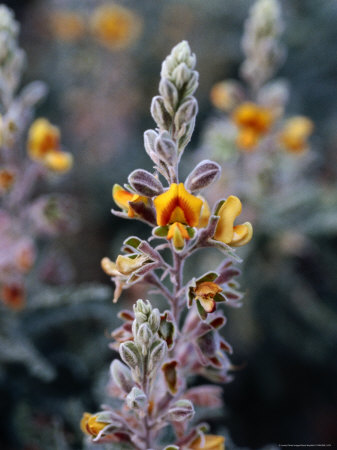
[1,0,337,448]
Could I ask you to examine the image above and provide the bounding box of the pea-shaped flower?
[213,196,253,247]
[153,183,203,250]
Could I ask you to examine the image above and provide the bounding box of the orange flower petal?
[177,183,203,227]
[154,183,179,226]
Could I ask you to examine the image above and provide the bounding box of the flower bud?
[172,62,191,89]
[174,97,198,130]
[159,78,178,114]
[151,96,171,130]
[144,129,159,160]
[148,340,167,372]
[126,387,147,410]
[137,323,153,355]
[185,160,221,193]
[148,308,161,333]
[120,341,141,371]
[110,360,133,394]
[128,169,163,197]
[167,399,195,422]
[155,132,177,165]
[134,299,152,318]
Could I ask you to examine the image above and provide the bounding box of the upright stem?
[172,249,184,325]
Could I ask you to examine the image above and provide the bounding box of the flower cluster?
[0,6,75,309]
[209,0,313,154]
[49,3,143,51]
[81,41,252,449]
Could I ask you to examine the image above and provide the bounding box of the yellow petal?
[279,116,314,153]
[190,434,225,450]
[233,102,273,134]
[198,297,216,313]
[154,183,179,226]
[113,184,134,211]
[230,222,253,247]
[213,196,242,244]
[197,196,211,228]
[177,183,203,227]
[167,222,190,249]
[80,412,92,435]
[236,128,259,151]
[195,281,222,298]
[44,151,73,172]
[101,257,120,277]
[27,118,60,160]
[116,254,149,275]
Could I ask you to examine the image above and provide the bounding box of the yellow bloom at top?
[27,119,73,173]
[49,10,85,42]
[154,183,203,227]
[214,195,253,247]
[80,412,109,437]
[279,116,314,154]
[190,434,225,449]
[232,102,274,151]
[90,4,142,51]
[28,118,60,161]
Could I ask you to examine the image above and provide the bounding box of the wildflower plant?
[0,5,77,379]
[81,41,252,449]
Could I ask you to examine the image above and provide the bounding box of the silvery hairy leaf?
[126,387,147,410]
[167,399,195,422]
[110,359,134,394]
[159,78,178,115]
[185,160,221,193]
[155,131,177,165]
[151,96,171,130]
[137,323,153,355]
[128,169,163,197]
[174,97,198,131]
[120,341,141,371]
[148,340,167,372]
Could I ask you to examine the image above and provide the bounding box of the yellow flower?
[80,412,109,437]
[154,183,203,249]
[44,151,73,173]
[214,196,253,247]
[27,118,60,161]
[190,434,225,449]
[279,116,314,154]
[210,81,240,111]
[90,4,142,51]
[232,102,273,151]
[49,10,85,42]
[112,184,148,218]
[154,183,203,227]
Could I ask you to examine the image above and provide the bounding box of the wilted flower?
[213,196,253,247]
[232,102,273,150]
[188,272,226,320]
[279,116,314,154]
[49,10,85,42]
[190,434,225,449]
[90,4,142,51]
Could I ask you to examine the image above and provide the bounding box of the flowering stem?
[172,249,184,325]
